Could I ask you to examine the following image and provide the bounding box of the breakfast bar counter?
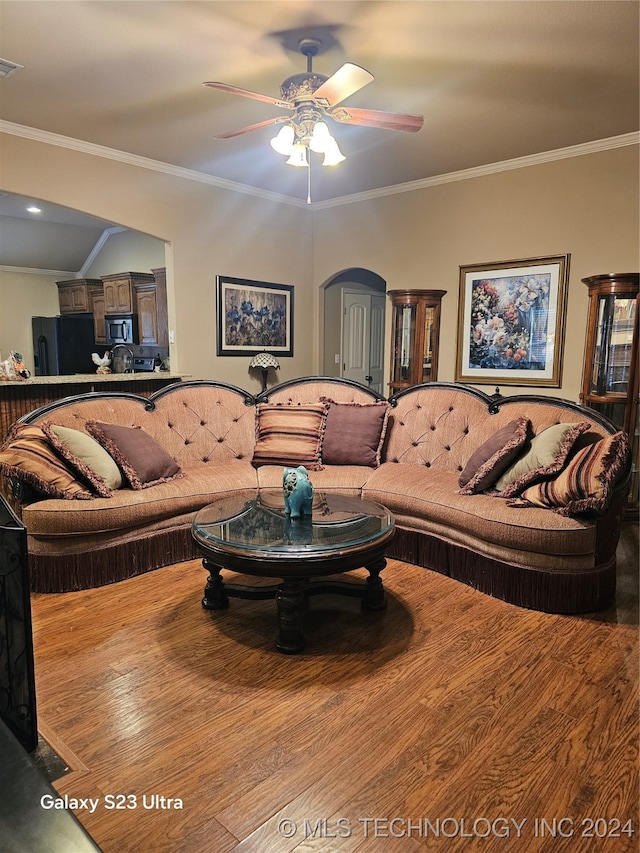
[0,373,189,440]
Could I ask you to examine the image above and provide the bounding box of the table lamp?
[249,351,280,392]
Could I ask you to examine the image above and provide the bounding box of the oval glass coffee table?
[192,489,395,653]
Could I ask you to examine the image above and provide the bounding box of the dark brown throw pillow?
[321,400,390,467]
[86,421,182,489]
[0,423,93,500]
[458,417,532,495]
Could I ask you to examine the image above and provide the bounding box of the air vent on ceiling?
[0,58,24,78]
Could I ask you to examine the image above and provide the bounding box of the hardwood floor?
[30,522,638,852]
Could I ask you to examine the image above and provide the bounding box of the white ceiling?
[0,0,638,269]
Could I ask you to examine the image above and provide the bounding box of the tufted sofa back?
[263,376,382,406]
[24,381,257,469]
[385,384,614,472]
[19,378,615,475]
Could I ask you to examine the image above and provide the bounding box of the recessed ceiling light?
[27,206,42,214]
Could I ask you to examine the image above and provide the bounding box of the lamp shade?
[286,142,309,167]
[309,121,332,153]
[270,125,295,156]
[249,352,280,370]
[321,136,346,166]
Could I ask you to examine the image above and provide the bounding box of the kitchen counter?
[0,373,190,439]
[0,372,187,386]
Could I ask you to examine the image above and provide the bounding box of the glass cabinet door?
[590,294,636,397]
[581,273,639,515]
[421,307,436,383]
[394,303,416,384]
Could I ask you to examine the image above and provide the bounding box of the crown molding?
[0,264,76,277]
[77,226,125,278]
[0,120,307,208]
[2,120,637,211]
[311,132,640,209]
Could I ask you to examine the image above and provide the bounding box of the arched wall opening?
[0,193,172,374]
[321,267,387,390]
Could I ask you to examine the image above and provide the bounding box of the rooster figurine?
[92,351,112,374]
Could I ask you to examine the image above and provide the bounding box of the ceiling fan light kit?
[204,36,423,200]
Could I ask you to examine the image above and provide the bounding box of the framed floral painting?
[455,254,570,387]
[216,276,294,356]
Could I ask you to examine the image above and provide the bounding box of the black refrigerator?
[32,314,96,376]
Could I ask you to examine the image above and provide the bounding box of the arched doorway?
[322,268,386,393]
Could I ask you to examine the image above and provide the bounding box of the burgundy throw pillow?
[321,400,390,467]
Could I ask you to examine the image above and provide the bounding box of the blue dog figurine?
[283,466,314,518]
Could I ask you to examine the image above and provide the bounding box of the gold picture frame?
[455,254,570,387]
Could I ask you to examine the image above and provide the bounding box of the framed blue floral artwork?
[216,275,294,356]
[455,254,569,387]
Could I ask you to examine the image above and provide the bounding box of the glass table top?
[192,489,394,557]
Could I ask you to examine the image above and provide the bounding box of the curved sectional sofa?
[1,377,630,614]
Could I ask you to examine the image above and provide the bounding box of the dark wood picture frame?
[216,275,294,357]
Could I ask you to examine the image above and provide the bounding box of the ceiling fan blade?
[203,81,289,109]
[330,106,424,133]
[215,117,289,139]
[312,63,374,107]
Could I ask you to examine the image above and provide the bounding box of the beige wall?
[0,269,60,369]
[313,145,639,400]
[0,134,315,393]
[84,229,166,279]
[1,131,637,400]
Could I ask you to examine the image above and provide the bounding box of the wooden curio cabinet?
[388,290,445,395]
[580,273,639,512]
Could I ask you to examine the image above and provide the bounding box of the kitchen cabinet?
[151,267,169,348]
[388,289,445,395]
[101,272,154,314]
[99,270,168,347]
[89,284,106,344]
[56,278,102,314]
[134,281,160,345]
[580,272,639,514]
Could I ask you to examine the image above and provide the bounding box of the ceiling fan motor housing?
[280,72,329,103]
[280,36,328,104]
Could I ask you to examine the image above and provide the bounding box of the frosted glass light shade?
[309,121,332,153]
[321,137,346,166]
[286,142,309,167]
[270,125,295,155]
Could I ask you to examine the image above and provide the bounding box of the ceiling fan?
[203,37,424,172]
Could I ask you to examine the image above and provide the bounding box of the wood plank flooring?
[30,522,638,852]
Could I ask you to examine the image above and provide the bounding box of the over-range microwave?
[105,314,138,345]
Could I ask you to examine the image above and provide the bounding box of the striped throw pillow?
[517,431,629,516]
[252,402,328,470]
[0,423,93,499]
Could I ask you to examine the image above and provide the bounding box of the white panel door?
[342,290,385,393]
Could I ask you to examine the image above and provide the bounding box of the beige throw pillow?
[495,421,591,496]
[43,422,123,495]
